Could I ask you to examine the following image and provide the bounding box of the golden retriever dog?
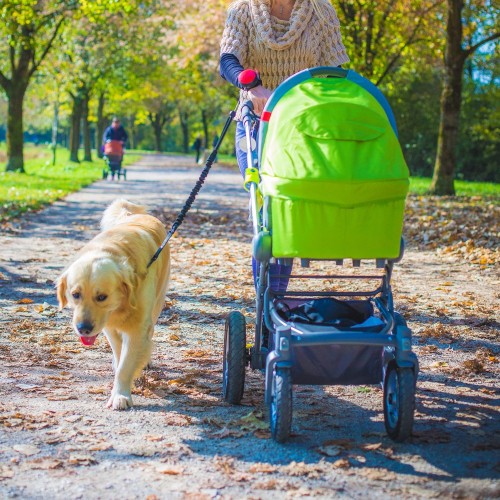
[56,199,170,410]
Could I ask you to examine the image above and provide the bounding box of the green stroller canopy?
[258,69,409,259]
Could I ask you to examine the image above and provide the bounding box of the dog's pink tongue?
[80,336,97,346]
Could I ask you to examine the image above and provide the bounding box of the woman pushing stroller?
[219,2,418,445]
[102,117,128,181]
[219,0,350,291]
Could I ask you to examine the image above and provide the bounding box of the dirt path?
[0,155,498,499]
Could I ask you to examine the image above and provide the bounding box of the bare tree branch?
[29,17,66,78]
[464,32,500,58]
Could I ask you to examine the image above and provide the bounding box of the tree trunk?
[179,109,189,153]
[52,100,59,166]
[6,87,26,172]
[96,92,106,158]
[128,114,136,150]
[430,0,465,195]
[69,95,84,163]
[82,95,92,162]
[152,114,163,152]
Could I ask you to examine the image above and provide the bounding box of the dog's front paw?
[106,393,133,410]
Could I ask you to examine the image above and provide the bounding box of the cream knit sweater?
[220,0,350,94]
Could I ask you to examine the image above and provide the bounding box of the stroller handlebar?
[241,100,257,126]
[309,66,349,79]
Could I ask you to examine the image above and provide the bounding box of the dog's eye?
[72,292,81,300]
[96,294,108,302]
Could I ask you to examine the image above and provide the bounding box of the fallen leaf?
[46,395,78,401]
[87,442,113,452]
[361,442,383,451]
[249,463,278,474]
[88,387,107,395]
[209,427,246,439]
[145,434,165,442]
[15,384,40,390]
[64,415,82,423]
[239,410,267,431]
[479,388,496,395]
[318,444,342,457]
[12,444,40,456]
[359,468,397,481]
[28,457,63,470]
[68,454,97,466]
[164,412,192,427]
[333,458,351,469]
[253,479,279,490]
[156,465,183,475]
[430,361,449,369]
[0,466,14,480]
[282,461,324,478]
[254,429,271,439]
[462,359,486,374]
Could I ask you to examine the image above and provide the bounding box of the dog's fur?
[56,199,170,410]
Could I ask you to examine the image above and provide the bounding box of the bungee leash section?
[147,108,236,269]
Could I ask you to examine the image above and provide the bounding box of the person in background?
[103,117,128,146]
[219,0,349,292]
[192,136,202,164]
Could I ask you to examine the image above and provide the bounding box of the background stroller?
[222,67,419,443]
[102,140,126,181]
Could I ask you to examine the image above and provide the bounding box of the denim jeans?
[235,121,292,292]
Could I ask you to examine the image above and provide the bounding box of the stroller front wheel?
[270,367,292,443]
[383,364,416,442]
[222,311,246,404]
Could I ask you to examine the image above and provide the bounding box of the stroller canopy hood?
[260,74,409,207]
[258,69,409,259]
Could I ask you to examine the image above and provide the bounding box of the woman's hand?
[248,85,272,116]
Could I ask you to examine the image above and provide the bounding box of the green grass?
[409,176,499,196]
[0,145,143,222]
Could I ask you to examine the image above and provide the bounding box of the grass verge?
[409,177,499,197]
[0,146,143,222]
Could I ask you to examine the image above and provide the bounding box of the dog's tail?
[100,199,148,231]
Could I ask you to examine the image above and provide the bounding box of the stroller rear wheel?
[270,368,292,443]
[222,311,246,404]
[383,364,415,442]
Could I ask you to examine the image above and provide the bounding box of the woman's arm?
[220,53,245,89]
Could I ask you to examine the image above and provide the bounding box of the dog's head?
[56,254,137,345]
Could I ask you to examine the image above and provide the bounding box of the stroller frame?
[103,154,126,180]
[222,67,419,443]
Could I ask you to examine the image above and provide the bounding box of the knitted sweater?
[220,0,349,97]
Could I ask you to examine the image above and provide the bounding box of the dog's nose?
[76,322,94,336]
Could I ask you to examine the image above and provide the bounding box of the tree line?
[0,0,498,194]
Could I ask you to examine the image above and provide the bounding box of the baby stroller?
[102,140,126,180]
[222,67,418,443]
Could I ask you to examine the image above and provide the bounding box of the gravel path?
[0,154,498,499]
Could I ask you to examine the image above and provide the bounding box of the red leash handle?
[238,69,262,90]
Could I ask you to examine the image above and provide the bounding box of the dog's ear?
[56,274,68,309]
[121,263,138,310]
